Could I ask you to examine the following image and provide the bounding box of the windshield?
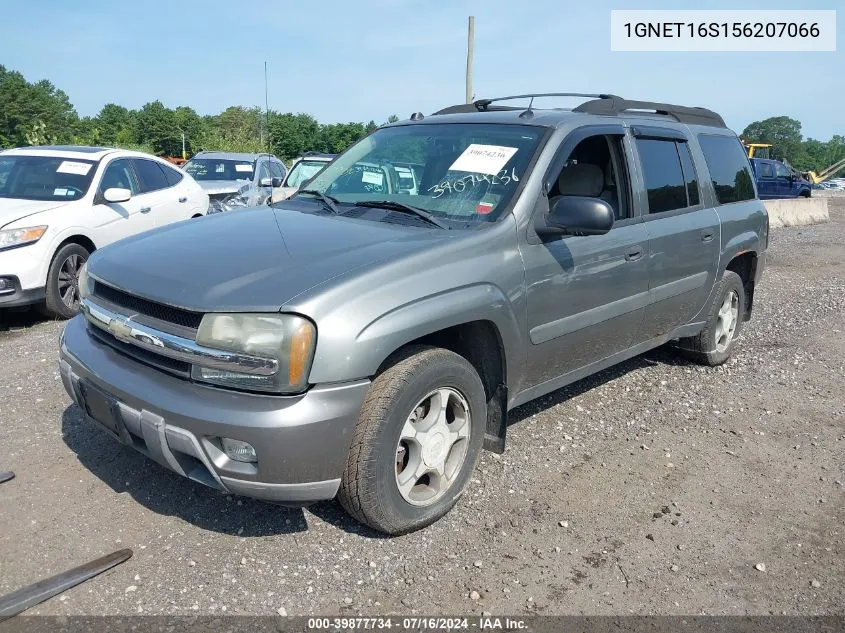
[304,123,544,224]
[0,155,97,202]
[285,159,330,188]
[184,158,255,182]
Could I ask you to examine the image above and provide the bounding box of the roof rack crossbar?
[473,93,619,111]
[574,97,726,128]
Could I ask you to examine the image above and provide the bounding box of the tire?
[677,270,745,366]
[41,243,90,319]
[337,345,487,535]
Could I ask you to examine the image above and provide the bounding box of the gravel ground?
[0,212,843,617]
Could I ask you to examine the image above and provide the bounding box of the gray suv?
[183,151,286,213]
[59,93,768,535]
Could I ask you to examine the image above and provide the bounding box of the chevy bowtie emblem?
[107,315,133,342]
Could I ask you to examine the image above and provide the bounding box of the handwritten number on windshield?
[427,168,520,199]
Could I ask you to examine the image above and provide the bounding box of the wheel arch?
[724,250,759,321]
[382,320,509,453]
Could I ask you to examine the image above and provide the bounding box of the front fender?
[307,283,525,387]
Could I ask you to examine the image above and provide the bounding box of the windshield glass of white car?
[0,155,97,201]
[184,159,255,181]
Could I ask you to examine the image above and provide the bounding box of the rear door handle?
[178,197,188,203]
[624,246,644,262]
[140,206,151,214]
[701,230,715,242]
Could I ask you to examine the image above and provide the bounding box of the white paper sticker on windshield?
[53,188,69,196]
[235,164,253,172]
[362,170,384,186]
[448,144,518,176]
[56,161,92,176]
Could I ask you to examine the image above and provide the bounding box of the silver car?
[59,92,768,535]
[184,151,286,213]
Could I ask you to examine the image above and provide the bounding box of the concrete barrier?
[764,197,829,228]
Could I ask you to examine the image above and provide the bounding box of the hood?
[87,203,453,313]
[196,180,250,196]
[0,198,72,228]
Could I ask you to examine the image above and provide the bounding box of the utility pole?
[264,61,270,154]
[466,16,475,104]
[175,126,186,159]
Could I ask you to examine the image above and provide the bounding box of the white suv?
[0,145,209,318]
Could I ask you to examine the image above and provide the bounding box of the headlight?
[191,313,316,394]
[77,261,91,300]
[0,226,47,252]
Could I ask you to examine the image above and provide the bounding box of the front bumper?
[0,243,48,306]
[59,315,369,504]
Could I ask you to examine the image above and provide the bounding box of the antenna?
[519,96,535,119]
[264,61,271,155]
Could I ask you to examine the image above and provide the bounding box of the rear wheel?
[41,243,89,319]
[677,270,745,366]
[337,345,486,535]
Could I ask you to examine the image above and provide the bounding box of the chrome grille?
[92,280,203,329]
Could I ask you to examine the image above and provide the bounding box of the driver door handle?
[140,206,151,214]
[178,197,188,203]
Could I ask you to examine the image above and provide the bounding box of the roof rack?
[574,97,726,128]
[432,93,727,128]
[433,93,619,115]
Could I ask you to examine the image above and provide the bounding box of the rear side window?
[698,135,756,204]
[635,138,688,214]
[132,159,170,193]
[677,142,700,206]
[161,163,184,186]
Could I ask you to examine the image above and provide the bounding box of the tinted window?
[677,141,700,206]
[132,159,169,193]
[775,163,791,178]
[698,135,756,204]
[635,139,687,214]
[99,159,138,195]
[161,163,184,186]
[759,162,775,178]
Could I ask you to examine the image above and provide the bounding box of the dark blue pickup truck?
[750,158,811,199]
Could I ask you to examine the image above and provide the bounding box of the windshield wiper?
[294,189,342,215]
[352,200,450,230]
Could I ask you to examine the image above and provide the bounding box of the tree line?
[741,116,845,176]
[1,64,842,174]
[0,65,398,162]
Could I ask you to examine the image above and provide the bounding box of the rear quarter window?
[161,163,184,186]
[697,135,756,204]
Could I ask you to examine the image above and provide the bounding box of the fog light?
[221,438,258,463]
[0,277,12,292]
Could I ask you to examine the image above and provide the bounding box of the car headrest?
[557,163,604,197]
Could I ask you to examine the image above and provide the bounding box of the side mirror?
[260,177,284,188]
[272,177,283,188]
[537,196,614,237]
[102,187,132,204]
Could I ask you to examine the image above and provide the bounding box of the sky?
[1,0,842,140]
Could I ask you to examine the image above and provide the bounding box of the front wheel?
[41,243,90,319]
[337,345,487,535]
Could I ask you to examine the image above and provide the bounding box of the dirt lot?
[0,209,843,618]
